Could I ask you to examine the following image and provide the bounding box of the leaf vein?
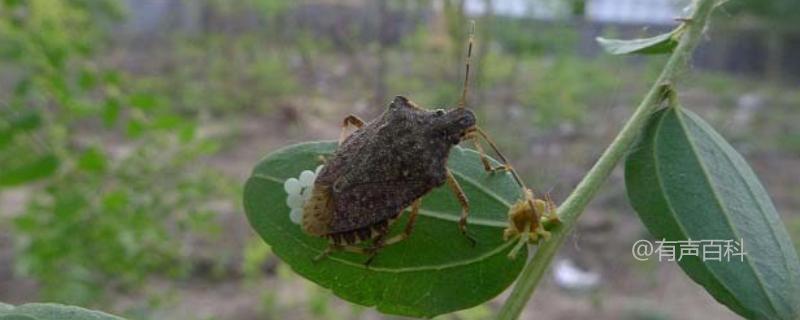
[676,110,780,316]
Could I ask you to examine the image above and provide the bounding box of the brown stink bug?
[301,23,540,264]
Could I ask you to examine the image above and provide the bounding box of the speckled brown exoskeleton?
[301,24,548,264]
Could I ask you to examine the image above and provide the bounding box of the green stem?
[497,1,718,319]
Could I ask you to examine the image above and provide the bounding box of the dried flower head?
[505,188,560,259]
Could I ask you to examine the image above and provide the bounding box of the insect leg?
[313,242,374,262]
[467,126,532,191]
[446,170,477,246]
[313,244,340,262]
[338,114,365,146]
[467,131,509,172]
[379,199,421,247]
[361,199,422,266]
[470,127,556,227]
[542,192,560,223]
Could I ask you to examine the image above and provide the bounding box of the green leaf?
[78,68,97,90]
[3,0,24,9]
[78,147,107,172]
[0,110,42,149]
[625,106,800,319]
[0,315,39,320]
[102,97,121,126]
[0,154,59,187]
[178,123,196,143]
[128,93,157,110]
[596,28,681,55]
[0,129,13,149]
[244,141,526,318]
[102,70,121,86]
[0,303,124,320]
[7,110,42,132]
[125,120,144,138]
[152,115,182,130]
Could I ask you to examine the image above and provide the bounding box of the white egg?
[299,170,315,186]
[289,208,303,224]
[283,178,301,195]
[286,193,304,209]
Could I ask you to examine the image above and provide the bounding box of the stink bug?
[301,23,538,263]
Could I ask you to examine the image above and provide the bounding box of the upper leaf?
[0,303,124,320]
[596,27,682,55]
[244,141,526,318]
[625,106,800,319]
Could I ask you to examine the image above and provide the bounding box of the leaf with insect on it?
[0,303,125,320]
[596,26,683,55]
[625,106,800,319]
[244,141,526,318]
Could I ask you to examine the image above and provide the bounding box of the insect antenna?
[456,22,533,201]
[457,20,475,109]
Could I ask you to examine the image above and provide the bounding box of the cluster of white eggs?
[283,165,324,225]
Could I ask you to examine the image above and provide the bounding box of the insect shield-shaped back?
[301,96,476,246]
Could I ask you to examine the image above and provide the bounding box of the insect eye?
[434,109,445,117]
[459,116,473,127]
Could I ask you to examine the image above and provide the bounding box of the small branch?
[497,0,719,319]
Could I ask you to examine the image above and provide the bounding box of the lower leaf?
[625,106,800,319]
[0,303,124,320]
[244,141,526,318]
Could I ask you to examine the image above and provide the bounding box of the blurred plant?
[725,0,800,23]
[478,51,516,89]
[0,0,228,304]
[242,237,272,280]
[491,18,579,57]
[520,56,620,128]
[166,36,300,115]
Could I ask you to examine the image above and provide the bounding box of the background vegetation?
[1,0,798,319]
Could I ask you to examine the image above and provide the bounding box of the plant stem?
[497,1,718,318]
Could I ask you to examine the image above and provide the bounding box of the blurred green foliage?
[725,0,800,23]
[491,18,579,56]
[157,35,300,115]
[520,55,620,127]
[0,0,229,304]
